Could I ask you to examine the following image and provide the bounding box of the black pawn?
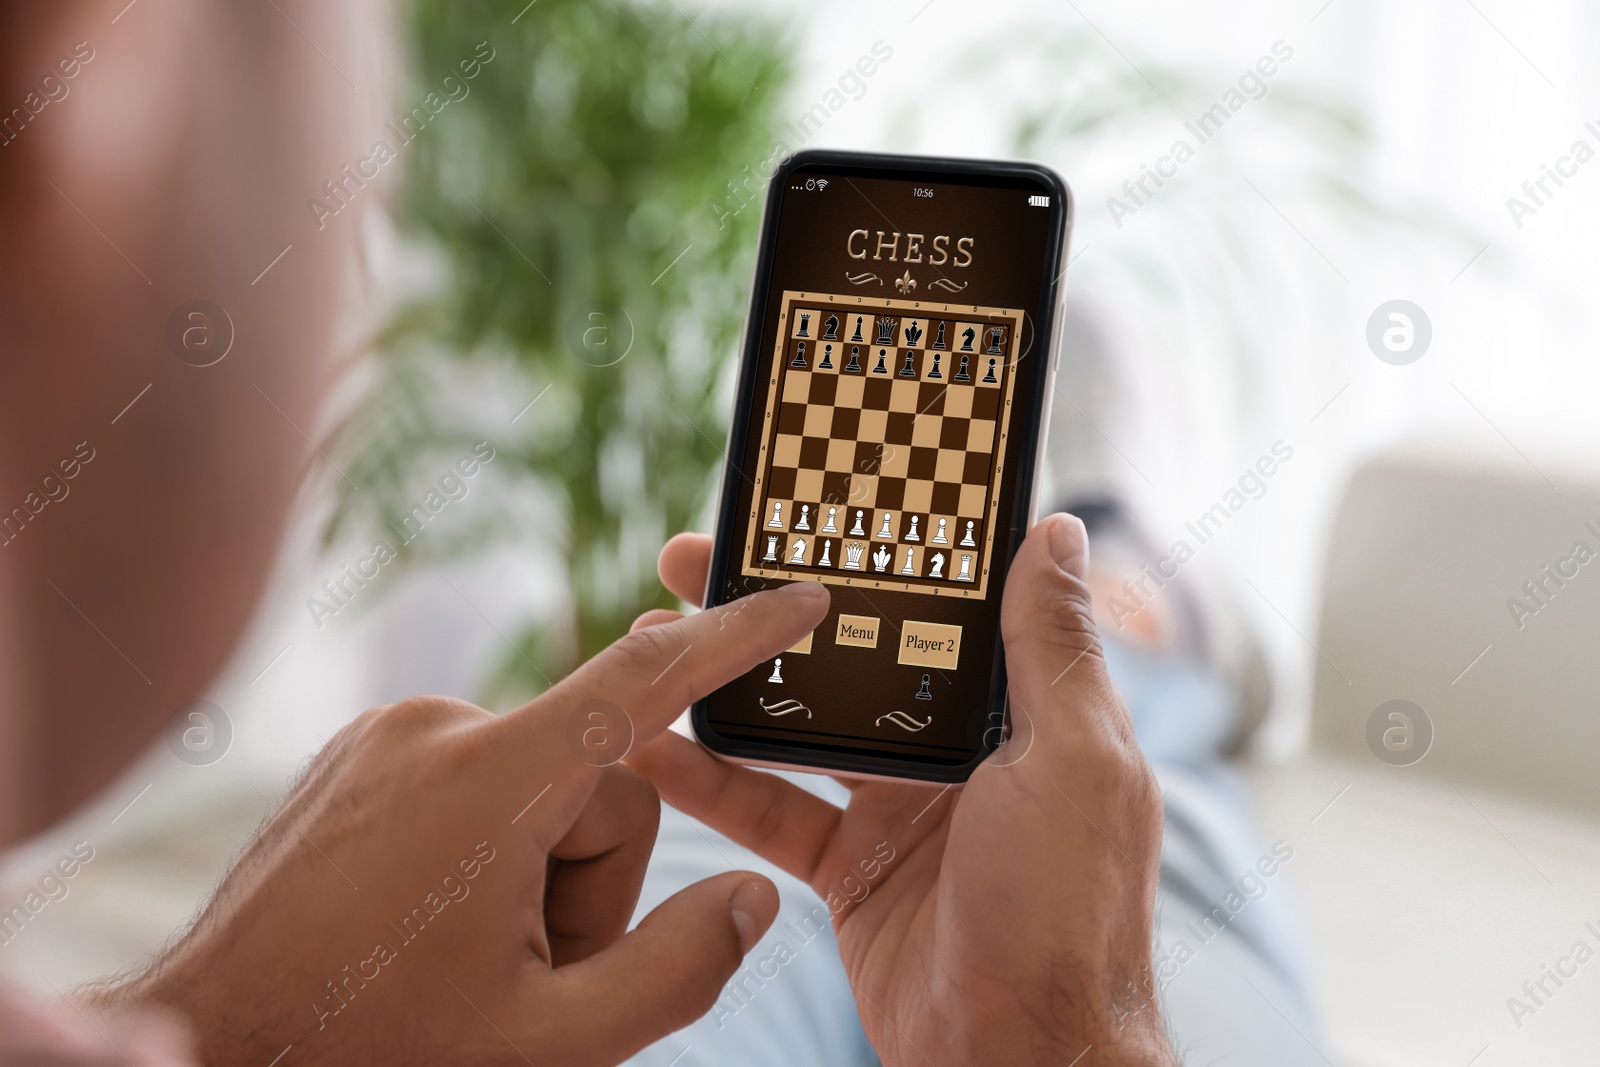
[987,327,1004,355]
[872,348,889,374]
[927,352,942,379]
[797,313,811,338]
[982,357,998,384]
[915,674,932,701]
[931,321,947,349]
[954,354,971,382]
[823,314,839,340]
[790,341,808,369]
[819,344,834,370]
[898,352,918,377]
[850,316,865,343]
[844,345,862,373]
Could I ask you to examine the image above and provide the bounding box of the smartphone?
[694,149,1072,783]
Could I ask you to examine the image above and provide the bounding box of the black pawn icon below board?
[915,674,932,700]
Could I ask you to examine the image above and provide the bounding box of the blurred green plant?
[329,0,791,704]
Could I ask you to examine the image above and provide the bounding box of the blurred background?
[7,1,1600,1063]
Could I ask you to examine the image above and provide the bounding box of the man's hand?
[91,582,830,1067]
[631,516,1176,1065]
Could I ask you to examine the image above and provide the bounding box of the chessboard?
[740,290,1022,597]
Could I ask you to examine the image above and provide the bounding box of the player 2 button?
[897,620,962,669]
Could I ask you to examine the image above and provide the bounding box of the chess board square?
[930,480,961,515]
[819,311,843,342]
[895,544,923,577]
[767,466,797,499]
[939,417,968,450]
[861,377,892,411]
[891,349,922,379]
[971,387,1001,420]
[935,447,966,483]
[798,435,830,468]
[760,497,793,532]
[834,374,865,409]
[958,482,987,516]
[857,408,888,443]
[843,507,873,537]
[875,477,906,511]
[974,358,1003,390]
[953,322,983,355]
[879,445,909,478]
[772,432,802,468]
[982,322,1009,355]
[755,529,786,566]
[963,450,992,485]
[853,440,886,475]
[830,407,861,441]
[868,347,894,377]
[942,385,974,419]
[802,405,834,438]
[889,379,921,413]
[784,534,814,567]
[926,513,956,547]
[825,437,857,472]
[846,474,878,509]
[793,468,824,501]
[903,478,934,513]
[813,342,841,375]
[820,471,852,507]
[884,411,915,445]
[782,371,811,403]
[916,381,946,415]
[911,415,942,448]
[967,418,998,452]
[809,372,838,403]
[791,310,818,339]
[899,511,929,544]
[816,505,845,534]
[921,350,953,383]
[907,445,939,480]
[844,312,871,345]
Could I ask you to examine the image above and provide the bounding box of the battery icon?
[1028,194,1049,207]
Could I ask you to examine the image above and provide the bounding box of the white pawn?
[818,540,833,567]
[795,505,811,531]
[960,520,976,547]
[932,518,948,544]
[876,513,895,539]
[762,535,778,562]
[849,510,866,536]
[900,547,917,575]
[768,657,783,683]
[929,552,945,579]
[767,501,784,528]
[789,538,807,564]
[905,515,920,542]
[822,507,838,533]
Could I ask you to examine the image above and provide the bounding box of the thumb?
[553,871,780,1063]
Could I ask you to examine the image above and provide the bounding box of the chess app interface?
[699,153,1068,780]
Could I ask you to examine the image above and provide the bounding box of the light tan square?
[953,322,983,356]
[803,404,834,438]
[813,342,841,375]
[793,468,824,501]
[826,438,856,472]
[975,354,1003,387]
[903,479,934,513]
[959,483,987,516]
[846,476,878,510]
[912,415,943,448]
[772,433,802,468]
[879,444,909,478]
[967,419,997,452]
[782,370,811,403]
[943,385,973,419]
[857,408,888,443]
[889,379,921,413]
[935,448,966,483]
[834,374,865,409]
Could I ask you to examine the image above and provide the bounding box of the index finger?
[511,581,829,753]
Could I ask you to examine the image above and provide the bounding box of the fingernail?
[776,580,828,601]
[1047,514,1089,579]
[730,882,766,953]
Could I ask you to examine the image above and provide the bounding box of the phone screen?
[697,153,1068,780]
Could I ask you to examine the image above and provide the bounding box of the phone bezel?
[692,148,1073,783]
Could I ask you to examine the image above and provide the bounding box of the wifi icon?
[815,179,829,190]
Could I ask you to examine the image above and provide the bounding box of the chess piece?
[849,316,865,342]
[900,547,917,575]
[849,510,866,536]
[932,518,948,544]
[797,312,811,338]
[823,314,839,340]
[762,535,778,562]
[767,501,784,527]
[905,515,920,541]
[954,355,971,382]
[768,658,783,683]
[872,544,891,572]
[932,321,947,349]
[959,326,976,352]
[844,542,864,569]
[822,507,838,533]
[927,352,943,379]
[819,344,834,370]
[872,348,888,374]
[845,346,862,373]
[818,540,832,567]
[987,327,1004,354]
[876,513,895,538]
[915,674,932,700]
[983,358,998,384]
[789,538,807,564]
[904,320,923,347]
[790,341,808,369]
[929,552,946,579]
[898,352,917,377]
[876,318,896,345]
[960,520,976,546]
[956,553,973,581]
[795,505,811,530]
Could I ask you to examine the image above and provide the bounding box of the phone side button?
[897,620,961,670]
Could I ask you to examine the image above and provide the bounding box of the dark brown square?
[908,446,938,480]
[854,440,887,475]
[939,417,969,450]
[862,377,893,411]
[777,401,807,435]
[964,451,993,484]
[798,436,830,469]
[917,382,946,416]
[830,407,861,440]
[821,471,852,506]
[931,481,961,515]
[876,477,906,511]
[809,374,838,405]
[972,387,1001,421]
[885,412,916,445]
[767,466,797,498]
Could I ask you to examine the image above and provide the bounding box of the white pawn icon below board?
[768,658,783,683]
